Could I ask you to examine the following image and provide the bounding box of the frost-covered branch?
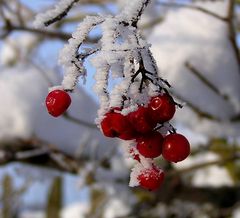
[36,0,189,191]
[34,0,80,28]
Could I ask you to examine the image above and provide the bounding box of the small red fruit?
[127,106,155,134]
[101,110,136,140]
[138,167,165,191]
[136,132,163,158]
[162,133,190,163]
[45,90,71,117]
[148,93,176,123]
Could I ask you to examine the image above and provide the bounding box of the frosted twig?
[60,16,105,91]
[34,0,80,27]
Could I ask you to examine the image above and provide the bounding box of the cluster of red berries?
[45,89,190,191]
[100,93,190,191]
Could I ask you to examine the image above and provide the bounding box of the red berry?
[45,90,71,117]
[101,110,136,140]
[136,132,163,158]
[138,167,165,191]
[129,148,140,162]
[162,133,190,163]
[127,106,156,134]
[148,93,176,123]
[100,113,119,137]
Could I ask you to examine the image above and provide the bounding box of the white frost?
[33,0,78,28]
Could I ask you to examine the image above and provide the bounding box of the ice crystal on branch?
[35,0,189,190]
[34,0,79,28]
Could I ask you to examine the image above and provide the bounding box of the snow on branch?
[34,0,79,28]
[59,15,105,91]
[35,0,186,190]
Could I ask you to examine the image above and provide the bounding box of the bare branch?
[0,138,80,174]
[156,0,228,21]
[171,91,221,121]
[167,154,239,177]
[226,0,240,74]
[185,62,230,101]
[63,112,97,129]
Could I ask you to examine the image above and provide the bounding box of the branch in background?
[9,25,71,41]
[140,16,163,29]
[230,113,240,122]
[0,138,80,174]
[171,91,221,121]
[156,0,228,21]
[43,0,80,27]
[227,0,240,74]
[156,0,240,75]
[129,185,240,217]
[1,22,100,43]
[63,112,97,129]
[185,62,230,101]
[167,153,239,177]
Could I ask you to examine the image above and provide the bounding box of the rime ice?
[34,0,187,189]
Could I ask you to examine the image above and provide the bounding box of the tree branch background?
[0,0,240,217]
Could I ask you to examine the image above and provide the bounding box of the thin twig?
[0,138,81,174]
[185,62,229,101]
[168,154,239,177]
[43,0,80,26]
[226,0,240,74]
[156,0,228,21]
[171,91,221,121]
[6,24,71,40]
[63,112,97,129]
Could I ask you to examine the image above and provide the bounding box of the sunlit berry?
[148,93,176,123]
[162,133,190,163]
[45,90,71,117]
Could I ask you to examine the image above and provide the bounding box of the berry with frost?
[138,167,165,191]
